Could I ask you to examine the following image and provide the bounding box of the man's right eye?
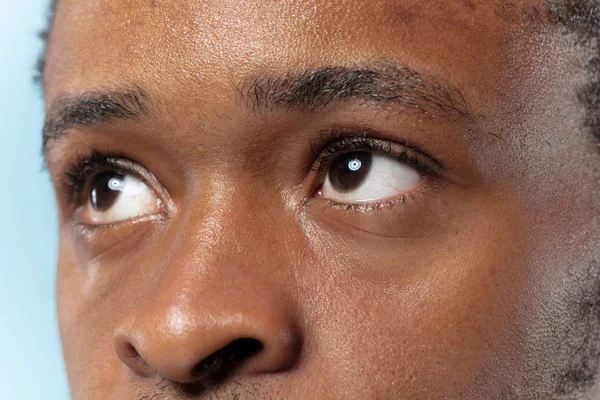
[62,151,166,227]
[81,170,162,225]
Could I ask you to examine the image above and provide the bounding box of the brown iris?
[89,172,125,211]
[328,152,373,192]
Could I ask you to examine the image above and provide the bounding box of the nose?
[113,277,301,385]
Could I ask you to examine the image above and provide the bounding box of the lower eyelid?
[316,187,406,212]
[74,212,166,235]
[318,195,409,213]
[83,189,163,225]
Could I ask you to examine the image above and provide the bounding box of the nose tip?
[113,309,301,384]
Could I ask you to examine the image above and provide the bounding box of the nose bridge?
[189,165,291,250]
[176,171,298,284]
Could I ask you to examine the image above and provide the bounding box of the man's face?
[44,0,600,398]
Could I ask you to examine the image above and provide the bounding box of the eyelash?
[62,149,142,204]
[60,132,442,213]
[312,129,442,174]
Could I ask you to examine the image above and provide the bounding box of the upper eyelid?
[312,135,444,176]
[64,156,131,195]
[62,153,163,205]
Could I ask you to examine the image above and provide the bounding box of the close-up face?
[42,0,600,398]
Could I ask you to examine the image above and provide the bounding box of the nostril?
[190,338,263,382]
[180,339,262,395]
[123,342,139,359]
[114,336,155,378]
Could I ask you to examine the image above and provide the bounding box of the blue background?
[0,0,69,399]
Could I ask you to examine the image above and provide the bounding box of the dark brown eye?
[89,172,125,211]
[328,152,373,191]
[321,151,422,204]
[79,168,160,225]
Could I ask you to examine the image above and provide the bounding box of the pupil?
[90,172,124,211]
[348,159,361,171]
[328,152,372,191]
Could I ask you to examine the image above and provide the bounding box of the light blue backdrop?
[0,0,69,399]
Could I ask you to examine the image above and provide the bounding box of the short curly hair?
[551,0,600,142]
[35,0,57,84]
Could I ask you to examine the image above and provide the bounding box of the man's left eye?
[320,151,422,203]
[82,171,161,224]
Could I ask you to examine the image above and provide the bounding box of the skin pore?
[42,0,600,399]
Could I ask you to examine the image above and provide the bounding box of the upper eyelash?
[63,149,136,202]
[312,134,442,177]
[61,133,439,207]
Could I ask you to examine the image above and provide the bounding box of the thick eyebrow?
[240,60,473,121]
[43,86,152,153]
[43,61,472,154]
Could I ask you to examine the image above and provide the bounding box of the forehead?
[44,0,547,105]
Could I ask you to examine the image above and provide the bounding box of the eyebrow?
[241,60,472,119]
[43,85,152,152]
[43,61,472,153]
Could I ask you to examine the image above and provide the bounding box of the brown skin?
[43,0,600,399]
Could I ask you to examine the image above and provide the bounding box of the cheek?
[56,235,126,399]
[298,196,536,397]
[307,271,523,397]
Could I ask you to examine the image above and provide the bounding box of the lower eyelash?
[319,194,409,213]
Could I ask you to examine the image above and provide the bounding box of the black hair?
[549,0,600,142]
[35,0,58,83]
